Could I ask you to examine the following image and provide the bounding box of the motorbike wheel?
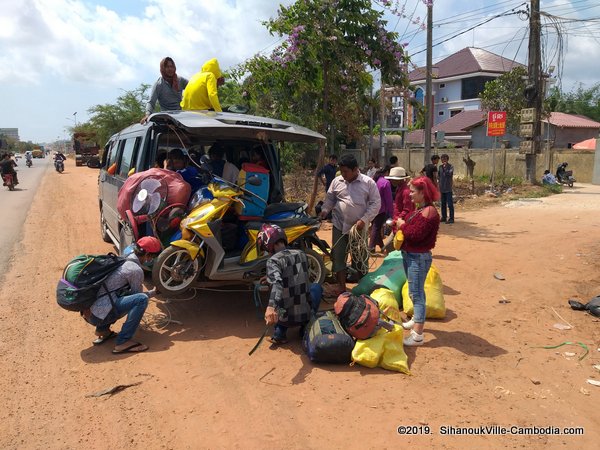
[8,183,14,191]
[151,246,200,295]
[304,248,326,284]
[568,181,574,188]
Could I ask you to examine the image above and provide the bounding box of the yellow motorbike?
[151,176,328,295]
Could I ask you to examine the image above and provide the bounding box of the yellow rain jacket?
[180,58,223,112]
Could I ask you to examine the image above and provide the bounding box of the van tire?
[100,207,112,243]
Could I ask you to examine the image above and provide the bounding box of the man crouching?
[257,224,322,346]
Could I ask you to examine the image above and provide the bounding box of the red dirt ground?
[1,165,598,449]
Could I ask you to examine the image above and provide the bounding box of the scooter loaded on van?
[99,110,331,296]
[150,169,327,295]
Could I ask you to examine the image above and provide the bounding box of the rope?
[329,223,380,277]
[536,341,589,361]
[141,285,259,330]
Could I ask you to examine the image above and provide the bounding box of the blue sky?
[1,0,598,143]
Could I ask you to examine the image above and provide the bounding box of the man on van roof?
[180,58,225,112]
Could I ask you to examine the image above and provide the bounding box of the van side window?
[118,137,140,177]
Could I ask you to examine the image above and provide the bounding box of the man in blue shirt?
[317,154,338,193]
[167,148,203,193]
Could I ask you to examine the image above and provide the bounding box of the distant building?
[407,47,525,127]
[0,128,20,141]
[542,112,600,149]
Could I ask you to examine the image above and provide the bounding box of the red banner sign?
[487,111,507,137]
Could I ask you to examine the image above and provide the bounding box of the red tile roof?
[543,112,600,129]
[409,47,525,82]
[406,110,486,145]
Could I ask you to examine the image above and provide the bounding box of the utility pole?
[526,0,542,182]
[423,2,433,166]
[380,77,386,163]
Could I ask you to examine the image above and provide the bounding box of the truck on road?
[73,132,100,167]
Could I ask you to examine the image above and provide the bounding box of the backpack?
[303,311,354,364]
[334,293,381,340]
[56,253,126,312]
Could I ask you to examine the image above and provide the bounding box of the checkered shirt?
[266,249,312,324]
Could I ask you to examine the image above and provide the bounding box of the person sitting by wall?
[542,169,558,185]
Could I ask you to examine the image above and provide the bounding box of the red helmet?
[136,236,162,254]
[257,223,287,254]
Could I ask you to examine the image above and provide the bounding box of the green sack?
[351,251,406,303]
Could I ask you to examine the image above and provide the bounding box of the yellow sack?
[352,327,410,374]
[402,264,445,319]
[370,288,402,322]
[380,328,410,374]
[393,230,404,250]
[352,330,385,368]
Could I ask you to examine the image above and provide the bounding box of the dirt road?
[1,166,598,449]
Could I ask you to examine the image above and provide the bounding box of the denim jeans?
[402,251,432,323]
[88,293,149,345]
[273,283,322,340]
[440,191,454,221]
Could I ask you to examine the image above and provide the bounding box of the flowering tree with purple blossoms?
[235,0,411,209]
[238,0,409,139]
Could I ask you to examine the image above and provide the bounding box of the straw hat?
[385,166,410,180]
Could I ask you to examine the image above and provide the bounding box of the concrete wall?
[387,147,596,183]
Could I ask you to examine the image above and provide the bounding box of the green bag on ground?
[351,251,406,303]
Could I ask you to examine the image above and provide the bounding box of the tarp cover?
[117,168,191,220]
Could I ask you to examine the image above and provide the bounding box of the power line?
[409,4,528,57]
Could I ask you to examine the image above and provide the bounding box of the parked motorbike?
[26,159,32,168]
[2,173,15,191]
[151,175,327,295]
[556,162,575,187]
[55,159,64,173]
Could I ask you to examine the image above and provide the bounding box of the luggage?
[402,264,446,319]
[351,326,410,374]
[334,292,381,340]
[351,251,406,303]
[303,311,354,364]
[56,253,126,311]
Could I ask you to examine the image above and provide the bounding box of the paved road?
[0,156,52,278]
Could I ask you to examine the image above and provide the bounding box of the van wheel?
[305,248,326,284]
[100,207,112,243]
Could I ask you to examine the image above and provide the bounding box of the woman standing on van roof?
[141,57,189,124]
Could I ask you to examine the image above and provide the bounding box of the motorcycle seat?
[246,216,319,230]
[263,202,306,218]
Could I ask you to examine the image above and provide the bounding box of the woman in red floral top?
[397,176,440,346]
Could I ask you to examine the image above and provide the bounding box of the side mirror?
[247,175,262,186]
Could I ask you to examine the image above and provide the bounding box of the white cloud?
[0,0,291,86]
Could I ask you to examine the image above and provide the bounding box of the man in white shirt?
[319,154,381,294]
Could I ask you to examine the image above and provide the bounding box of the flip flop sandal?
[112,342,149,354]
[92,331,117,346]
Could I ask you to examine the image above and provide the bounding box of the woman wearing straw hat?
[385,166,414,230]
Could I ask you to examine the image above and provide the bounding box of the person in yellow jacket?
[180,58,225,112]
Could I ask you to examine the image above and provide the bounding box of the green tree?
[83,84,150,146]
[547,83,600,122]
[236,0,409,141]
[480,66,528,134]
[235,0,410,208]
